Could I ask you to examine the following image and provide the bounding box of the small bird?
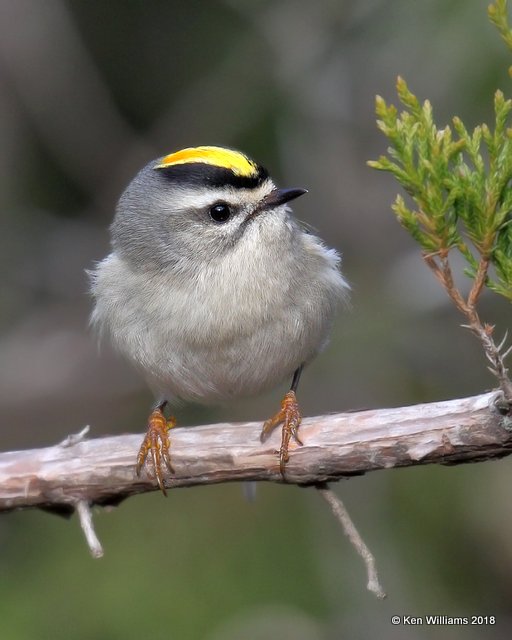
[90,146,349,493]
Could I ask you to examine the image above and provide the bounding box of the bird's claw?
[260,390,302,477]
[136,408,176,496]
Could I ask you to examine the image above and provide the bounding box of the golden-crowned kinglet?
[90,146,349,493]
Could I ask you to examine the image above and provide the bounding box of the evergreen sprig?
[369,76,512,301]
[489,0,512,54]
[368,1,512,399]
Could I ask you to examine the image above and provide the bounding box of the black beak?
[245,187,308,224]
[262,187,308,209]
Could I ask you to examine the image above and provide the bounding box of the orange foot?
[260,390,303,476]
[136,407,176,495]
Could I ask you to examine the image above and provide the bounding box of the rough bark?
[1,391,511,513]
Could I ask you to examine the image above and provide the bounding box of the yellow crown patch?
[155,146,259,178]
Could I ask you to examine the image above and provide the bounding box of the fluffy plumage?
[90,149,349,406]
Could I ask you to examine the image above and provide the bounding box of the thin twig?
[59,426,90,448]
[467,256,490,309]
[316,483,386,599]
[497,330,509,353]
[502,342,512,361]
[76,500,104,558]
[422,252,467,312]
[463,311,512,401]
[423,252,512,401]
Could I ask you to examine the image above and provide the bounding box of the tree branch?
[1,391,511,514]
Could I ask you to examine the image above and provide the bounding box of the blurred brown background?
[1,0,511,638]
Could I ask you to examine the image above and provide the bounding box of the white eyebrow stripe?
[157,181,275,211]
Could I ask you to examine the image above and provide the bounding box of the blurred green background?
[1,0,512,638]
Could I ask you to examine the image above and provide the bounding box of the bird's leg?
[260,365,303,476]
[136,400,176,496]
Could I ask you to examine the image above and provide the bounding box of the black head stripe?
[156,162,269,189]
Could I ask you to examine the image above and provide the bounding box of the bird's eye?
[209,203,231,223]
